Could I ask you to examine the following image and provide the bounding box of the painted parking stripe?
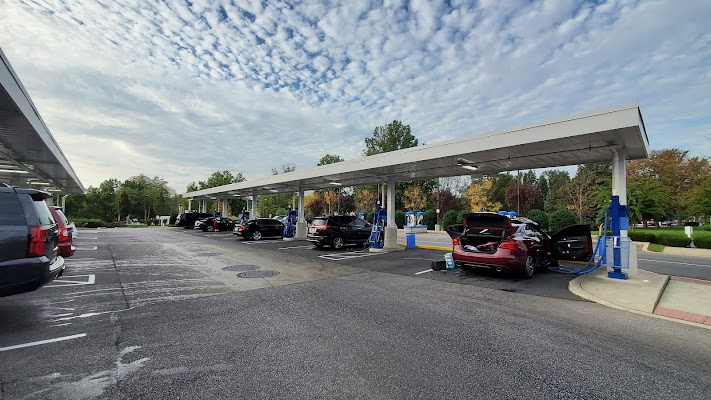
[0,333,86,352]
[45,275,96,288]
[278,245,313,250]
[242,241,278,245]
[77,246,97,251]
[415,269,433,275]
[319,251,386,261]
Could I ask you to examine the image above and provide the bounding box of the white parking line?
[45,275,96,288]
[77,246,98,251]
[278,245,313,250]
[638,259,711,268]
[319,251,386,261]
[242,241,276,245]
[0,333,86,352]
[415,269,433,275]
[78,237,98,240]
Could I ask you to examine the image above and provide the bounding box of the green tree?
[487,173,515,209]
[363,120,418,156]
[543,170,571,213]
[317,154,344,166]
[117,190,132,222]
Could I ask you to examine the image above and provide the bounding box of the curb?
[568,273,711,330]
[397,243,451,251]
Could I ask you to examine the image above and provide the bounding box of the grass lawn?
[647,243,665,252]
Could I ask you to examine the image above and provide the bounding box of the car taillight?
[29,227,47,257]
[59,227,70,243]
[452,238,459,246]
[499,240,517,250]
[317,225,331,230]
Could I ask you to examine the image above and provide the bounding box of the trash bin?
[406,232,416,249]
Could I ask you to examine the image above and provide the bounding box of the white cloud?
[0,0,708,193]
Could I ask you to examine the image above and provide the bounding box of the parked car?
[195,217,235,232]
[233,218,284,240]
[0,184,65,297]
[446,212,592,279]
[307,215,372,249]
[49,206,75,258]
[272,215,286,223]
[176,212,213,229]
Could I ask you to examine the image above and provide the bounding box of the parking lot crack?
[107,243,131,309]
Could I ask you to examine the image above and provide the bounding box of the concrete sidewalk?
[569,269,711,329]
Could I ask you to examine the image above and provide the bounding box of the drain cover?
[195,252,221,257]
[238,270,280,278]
[222,265,261,272]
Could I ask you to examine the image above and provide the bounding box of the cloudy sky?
[1,0,709,192]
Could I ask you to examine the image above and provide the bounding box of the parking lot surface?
[1,227,710,399]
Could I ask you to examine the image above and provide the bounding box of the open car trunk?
[446,213,514,254]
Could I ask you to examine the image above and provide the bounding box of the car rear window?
[32,199,56,226]
[312,218,328,226]
[52,208,69,225]
[0,192,26,225]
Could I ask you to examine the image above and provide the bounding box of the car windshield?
[312,218,329,226]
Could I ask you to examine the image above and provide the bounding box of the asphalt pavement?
[1,227,710,399]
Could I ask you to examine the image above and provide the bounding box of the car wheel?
[331,235,344,250]
[252,230,262,241]
[523,255,535,279]
[207,226,214,232]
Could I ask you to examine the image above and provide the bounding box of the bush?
[68,218,103,228]
[422,210,437,229]
[628,231,657,243]
[442,210,460,228]
[169,214,177,225]
[526,209,549,230]
[693,235,711,249]
[105,222,127,228]
[456,211,466,225]
[85,220,106,228]
[395,210,406,228]
[366,211,375,224]
[548,209,579,233]
[657,234,692,248]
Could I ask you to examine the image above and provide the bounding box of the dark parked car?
[307,215,372,249]
[49,206,75,258]
[177,212,213,229]
[195,217,235,232]
[0,184,65,297]
[446,212,592,278]
[233,218,284,240]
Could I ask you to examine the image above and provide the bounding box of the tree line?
[66,120,711,230]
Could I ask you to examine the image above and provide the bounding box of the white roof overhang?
[185,104,648,199]
[0,48,84,194]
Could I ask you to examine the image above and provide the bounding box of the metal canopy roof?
[0,48,84,194]
[185,104,648,200]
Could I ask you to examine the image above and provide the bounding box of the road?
[0,228,709,399]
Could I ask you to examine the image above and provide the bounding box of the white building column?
[221,198,227,217]
[612,149,628,237]
[188,199,193,211]
[296,187,307,239]
[251,193,258,219]
[384,177,398,249]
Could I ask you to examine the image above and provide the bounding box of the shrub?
[442,210,460,228]
[422,209,437,229]
[105,222,127,228]
[366,211,375,224]
[456,211,466,225]
[628,231,657,243]
[656,234,691,248]
[395,210,406,228]
[85,220,106,228]
[526,209,549,230]
[693,235,711,249]
[169,214,177,225]
[548,209,579,233]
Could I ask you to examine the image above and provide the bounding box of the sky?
[1,0,709,193]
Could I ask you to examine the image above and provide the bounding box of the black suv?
[177,212,213,229]
[307,215,372,249]
[1,184,65,297]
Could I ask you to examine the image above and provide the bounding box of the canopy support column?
[384,177,398,249]
[296,188,306,239]
[251,192,258,219]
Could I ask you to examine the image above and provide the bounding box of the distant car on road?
[307,215,372,249]
[49,206,75,258]
[195,217,235,232]
[177,212,213,229]
[446,212,592,279]
[233,218,284,240]
[0,184,65,297]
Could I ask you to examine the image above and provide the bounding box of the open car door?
[551,224,593,261]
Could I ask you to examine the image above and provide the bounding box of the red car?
[446,212,592,278]
[49,206,75,258]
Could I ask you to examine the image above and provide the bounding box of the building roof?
[185,103,648,199]
[0,48,84,193]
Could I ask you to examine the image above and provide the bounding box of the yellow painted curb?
[397,243,451,251]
